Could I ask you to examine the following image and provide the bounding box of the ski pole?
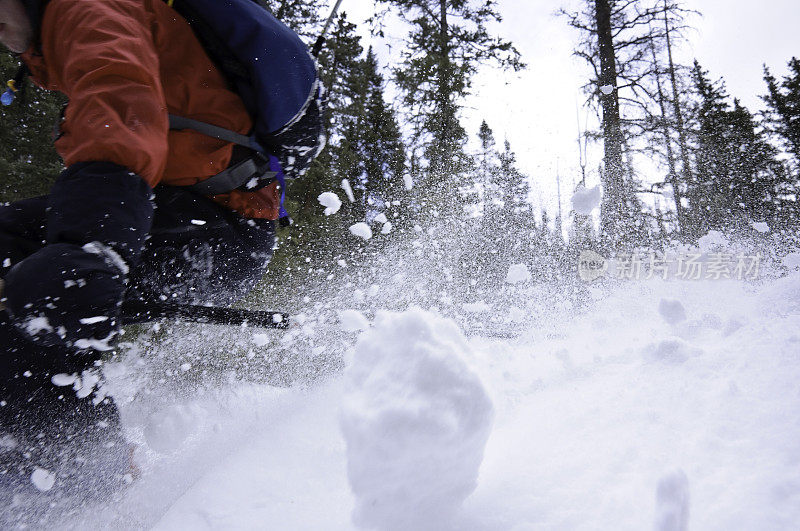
[312,0,345,57]
[120,299,290,330]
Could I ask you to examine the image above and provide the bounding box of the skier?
[0,0,318,510]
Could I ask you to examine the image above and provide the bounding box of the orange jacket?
[22,0,282,219]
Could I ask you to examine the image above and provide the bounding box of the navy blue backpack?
[165,0,327,223]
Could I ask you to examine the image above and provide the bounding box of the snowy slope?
[63,265,800,530]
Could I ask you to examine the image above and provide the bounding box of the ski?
[120,299,290,329]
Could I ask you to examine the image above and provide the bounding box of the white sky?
[336,0,800,222]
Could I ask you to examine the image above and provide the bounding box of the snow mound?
[340,308,494,530]
[318,192,342,216]
[143,404,198,455]
[505,263,532,284]
[658,298,687,325]
[571,185,601,215]
[642,337,702,364]
[697,230,728,252]
[783,252,800,269]
[654,469,690,531]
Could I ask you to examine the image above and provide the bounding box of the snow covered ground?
[47,243,800,530]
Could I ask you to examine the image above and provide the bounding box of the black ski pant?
[0,185,274,511]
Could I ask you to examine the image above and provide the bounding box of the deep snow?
[10,240,800,530]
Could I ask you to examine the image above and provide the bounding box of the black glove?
[4,162,153,351]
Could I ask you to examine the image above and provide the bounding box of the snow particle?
[252,333,270,347]
[349,223,373,240]
[341,179,355,202]
[31,468,56,492]
[190,219,207,226]
[318,192,342,216]
[505,263,532,284]
[51,373,77,387]
[79,316,109,325]
[571,185,602,215]
[338,309,369,332]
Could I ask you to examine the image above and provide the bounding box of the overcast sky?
[339,0,800,222]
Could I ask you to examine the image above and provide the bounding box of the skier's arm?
[3,0,165,349]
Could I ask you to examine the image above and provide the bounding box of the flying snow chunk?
[599,84,614,95]
[341,179,356,202]
[751,221,770,233]
[381,222,393,235]
[658,298,687,325]
[784,252,800,269]
[190,219,206,226]
[79,316,109,325]
[340,308,493,530]
[505,263,532,284]
[374,213,388,224]
[339,309,369,332]
[403,174,413,191]
[571,185,602,215]
[31,468,56,492]
[252,333,270,347]
[349,222,373,240]
[318,192,342,216]
[51,373,77,387]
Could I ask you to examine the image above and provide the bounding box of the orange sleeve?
[41,0,169,186]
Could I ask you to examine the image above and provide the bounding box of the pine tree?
[274,13,366,276]
[357,48,408,226]
[687,62,788,231]
[0,51,66,202]
[562,0,672,245]
[475,120,500,217]
[257,0,324,38]
[375,0,523,217]
[763,58,800,169]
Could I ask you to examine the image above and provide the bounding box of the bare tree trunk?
[663,0,693,236]
[594,0,627,242]
[649,31,686,233]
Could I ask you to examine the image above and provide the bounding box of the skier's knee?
[3,242,127,351]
